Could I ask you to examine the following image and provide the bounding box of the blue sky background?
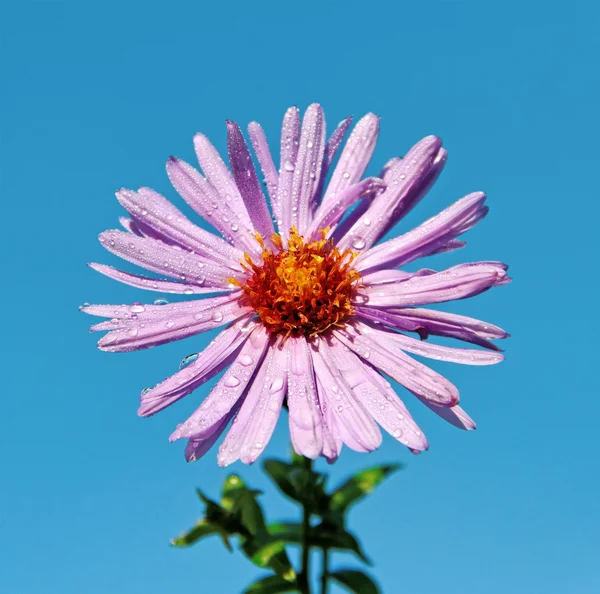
[1,1,599,593]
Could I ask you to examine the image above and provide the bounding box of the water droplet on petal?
[362,218,371,226]
[283,160,295,172]
[224,375,241,387]
[154,298,169,306]
[211,311,224,323]
[180,353,198,369]
[270,377,284,393]
[166,320,175,328]
[129,304,145,313]
[239,355,253,366]
[352,237,366,250]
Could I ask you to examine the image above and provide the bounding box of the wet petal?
[98,230,240,288]
[311,340,382,452]
[248,121,279,211]
[138,319,256,416]
[287,336,322,460]
[338,136,445,253]
[226,120,275,240]
[334,324,459,407]
[290,103,326,233]
[321,113,380,211]
[171,326,271,442]
[276,106,300,240]
[355,262,508,307]
[357,192,488,272]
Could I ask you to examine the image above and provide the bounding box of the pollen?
[230,228,361,338]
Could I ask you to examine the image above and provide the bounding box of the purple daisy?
[83,104,509,465]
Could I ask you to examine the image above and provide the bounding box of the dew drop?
[180,353,198,369]
[239,355,253,366]
[154,298,169,306]
[211,311,224,323]
[342,171,350,179]
[270,377,284,393]
[362,218,371,226]
[166,320,175,328]
[351,237,366,250]
[283,160,295,172]
[224,376,241,387]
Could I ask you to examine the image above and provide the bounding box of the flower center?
[232,228,360,338]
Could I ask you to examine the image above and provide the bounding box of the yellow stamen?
[236,228,360,338]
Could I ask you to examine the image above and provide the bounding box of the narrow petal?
[217,338,287,465]
[326,336,428,451]
[316,375,343,463]
[166,157,257,254]
[239,341,288,464]
[290,104,326,233]
[88,263,233,295]
[116,187,244,268]
[93,297,250,352]
[184,408,238,462]
[287,336,323,460]
[355,306,504,351]
[333,324,459,407]
[193,133,259,255]
[309,177,386,237]
[356,192,488,272]
[138,319,256,416]
[98,230,240,288]
[248,121,279,210]
[338,137,445,253]
[321,113,380,211]
[276,106,300,240]
[119,217,142,235]
[311,340,382,452]
[226,120,275,240]
[171,326,271,442]
[323,116,353,169]
[355,262,508,307]
[355,322,504,366]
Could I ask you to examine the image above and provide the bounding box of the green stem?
[299,457,313,594]
[320,547,329,594]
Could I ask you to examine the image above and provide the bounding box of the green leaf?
[263,460,305,503]
[244,574,299,593]
[330,464,402,513]
[232,490,267,537]
[170,519,219,547]
[268,522,371,565]
[330,569,380,594]
[221,474,248,511]
[171,519,232,552]
[242,537,296,581]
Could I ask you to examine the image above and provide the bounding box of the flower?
[82,104,509,465]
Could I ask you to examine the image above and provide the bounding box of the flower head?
[83,104,509,465]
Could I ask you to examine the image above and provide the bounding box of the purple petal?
[321,113,380,212]
[289,104,326,233]
[309,177,385,236]
[193,133,254,228]
[217,338,287,465]
[326,336,428,451]
[276,106,300,240]
[166,157,258,254]
[91,297,250,352]
[311,340,382,452]
[421,403,476,430]
[356,192,488,272]
[171,326,271,442]
[333,324,459,407]
[184,408,239,462]
[226,120,275,241]
[98,230,240,288]
[138,319,256,416]
[287,336,322,460]
[316,375,343,463]
[324,116,353,169]
[337,136,444,253]
[88,263,233,295]
[116,187,244,268]
[355,323,504,366]
[248,121,279,211]
[355,262,508,307]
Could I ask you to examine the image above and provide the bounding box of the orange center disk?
[231,228,361,338]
